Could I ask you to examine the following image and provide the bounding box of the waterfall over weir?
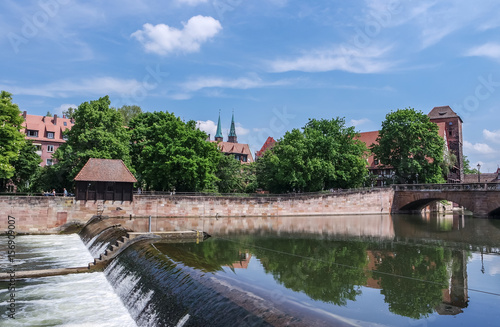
[79,217,349,326]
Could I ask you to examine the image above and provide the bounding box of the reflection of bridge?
[392,183,500,217]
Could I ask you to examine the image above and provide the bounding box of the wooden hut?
[74,158,137,201]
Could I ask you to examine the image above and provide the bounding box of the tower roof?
[215,110,223,139]
[228,111,237,138]
[428,106,463,122]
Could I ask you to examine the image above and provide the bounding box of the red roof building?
[255,136,276,160]
[357,106,463,185]
[74,158,137,201]
[21,111,74,167]
[210,112,254,163]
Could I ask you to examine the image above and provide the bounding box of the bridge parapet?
[394,183,500,192]
[393,183,500,217]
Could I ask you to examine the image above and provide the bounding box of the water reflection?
[150,214,500,325]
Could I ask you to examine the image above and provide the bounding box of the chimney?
[53,114,58,125]
[23,111,27,119]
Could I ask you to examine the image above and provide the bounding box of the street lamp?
[416,173,419,184]
[477,163,481,183]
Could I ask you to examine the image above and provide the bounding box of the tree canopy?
[0,91,27,188]
[371,108,445,184]
[53,96,131,184]
[129,111,221,192]
[116,105,142,126]
[257,117,368,193]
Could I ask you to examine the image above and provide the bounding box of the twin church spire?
[215,110,237,143]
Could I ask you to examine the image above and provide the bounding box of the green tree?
[0,91,26,190]
[45,111,52,117]
[129,111,221,192]
[117,105,142,126]
[463,155,478,174]
[257,117,368,193]
[371,108,445,184]
[62,107,76,119]
[216,154,244,193]
[375,245,451,319]
[54,96,131,186]
[11,140,42,191]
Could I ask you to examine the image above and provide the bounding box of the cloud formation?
[465,43,500,61]
[131,15,222,55]
[483,129,500,144]
[464,140,496,155]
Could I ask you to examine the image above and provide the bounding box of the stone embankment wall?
[0,188,394,233]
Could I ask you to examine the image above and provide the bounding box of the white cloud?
[181,74,291,92]
[268,45,395,73]
[464,140,496,155]
[196,120,217,136]
[483,129,500,144]
[131,15,222,55]
[350,118,371,127]
[176,0,208,5]
[1,77,152,98]
[465,43,500,61]
[53,103,78,116]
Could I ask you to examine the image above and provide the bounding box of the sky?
[1,0,499,172]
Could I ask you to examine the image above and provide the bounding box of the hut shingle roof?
[74,158,137,182]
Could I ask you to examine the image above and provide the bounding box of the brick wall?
[0,189,394,233]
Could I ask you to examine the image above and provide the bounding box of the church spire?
[215,110,223,142]
[228,110,237,143]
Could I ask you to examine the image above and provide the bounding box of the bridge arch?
[392,184,500,218]
[398,197,471,213]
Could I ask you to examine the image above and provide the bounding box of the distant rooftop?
[428,106,463,122]
[74,158,137,182]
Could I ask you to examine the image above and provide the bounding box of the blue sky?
[1,0,500,172]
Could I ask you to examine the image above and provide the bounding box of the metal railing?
[133,187,390,198]
[393,183,500,191]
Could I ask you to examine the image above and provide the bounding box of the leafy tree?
[216,157,257,193]
[371,108,445,184]
[257,117,368,193]
[46,111,52,117]
[53,96,131,187]
[11,140,42,191]
[117,104,142,126]
[129,111,221,192]
[0,91,26,190]
[62,107,76,119]
[375,245,451,319]
[463,155,478,174]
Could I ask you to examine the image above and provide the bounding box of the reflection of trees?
[374,245,451,319]
[153,239,246,273]
[253,239,368,306]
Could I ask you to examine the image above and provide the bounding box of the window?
[46,159,53,166]
[47,145,54,152]
[34,144,42,151]
[242,155,247,162]
[63,122,67,126]
[374,159,379,165]
[47,132,54,139]
[62,134,68,141]
[27,130,38,137]
[449,130,452,136]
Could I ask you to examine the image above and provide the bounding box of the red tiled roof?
[211,141,254,163]
[22,113,73,143]
[356,131,381,168]
[74,158,137,182]
[255,136,276,158]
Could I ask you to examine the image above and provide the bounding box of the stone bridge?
[392,183,500,217]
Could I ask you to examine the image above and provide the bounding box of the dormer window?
[47,132,54,139]
[63,122,67,126]
[27,130,38,137]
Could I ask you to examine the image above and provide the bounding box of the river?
[2,214,500,326]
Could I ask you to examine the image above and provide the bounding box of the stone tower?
[428,106,464,183]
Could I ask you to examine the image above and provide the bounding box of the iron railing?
[393,183,500,191]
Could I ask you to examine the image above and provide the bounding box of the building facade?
[21,111,74,167]
[357,106,464,185]
[211,112,253,163]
